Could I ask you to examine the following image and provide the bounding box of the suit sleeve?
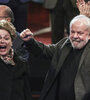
[24,38,67,59]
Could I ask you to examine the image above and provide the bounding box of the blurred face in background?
[69,21,90,49]
[0,29,12,56]
[0,6,11,22]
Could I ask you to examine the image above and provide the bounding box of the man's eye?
[77,32,84,35]
[71,31,75,33]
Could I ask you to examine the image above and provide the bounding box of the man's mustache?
[72,38,81,42]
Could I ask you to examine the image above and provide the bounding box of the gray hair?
[70,15,90,32]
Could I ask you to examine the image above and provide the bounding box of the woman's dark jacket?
[0,53,32,100]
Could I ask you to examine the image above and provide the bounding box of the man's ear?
[7,17,11,22]
[89,33,90,39]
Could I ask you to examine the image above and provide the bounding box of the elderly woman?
[0,20,32,100]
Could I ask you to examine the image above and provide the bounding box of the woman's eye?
[4,37,10,40]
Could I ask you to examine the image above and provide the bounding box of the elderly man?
[20,14,90,100]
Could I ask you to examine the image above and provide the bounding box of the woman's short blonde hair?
[0,20,16,40]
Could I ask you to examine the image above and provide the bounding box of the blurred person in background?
[0,0,31,32]
[43,0,79,43]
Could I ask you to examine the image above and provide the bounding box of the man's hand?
[76,0,85,8]
[20,28,33,41]
[76,0,90,18]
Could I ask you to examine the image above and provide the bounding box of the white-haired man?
[20,15,90,100]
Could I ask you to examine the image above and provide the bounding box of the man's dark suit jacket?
[24,38,90,100]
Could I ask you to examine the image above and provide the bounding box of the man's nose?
[73,32,78,38]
